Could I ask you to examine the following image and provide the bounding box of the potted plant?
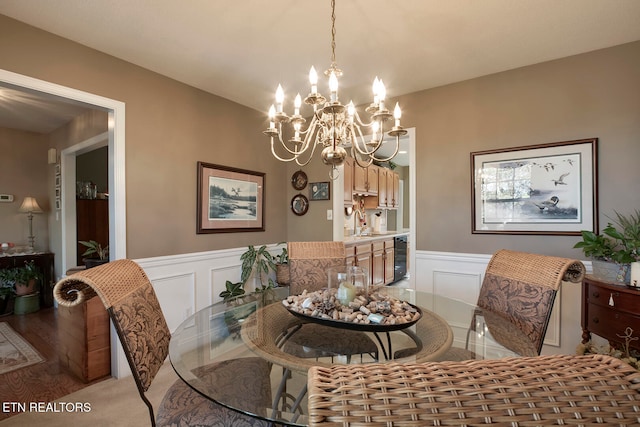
[219,244,278,302]
[14,260,42,296]
[79,240,109,269]
[274,243,289,286]
[574,209,640,283]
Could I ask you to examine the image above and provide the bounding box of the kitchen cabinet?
[581,275,640,351]
[354,242,372,283]
[353,162,378,195]
[371,240,385,287]
[346,237,396,287]
[345,244,356,267]
[378,167,388,207]
[384,239,395,284]
[364,168,399,209]
[390,171,400,208]
[343,156,354,203]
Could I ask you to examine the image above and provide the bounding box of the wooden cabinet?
[76,199,109,266]
[58,295,111,382]
[364,168,399,209]
[343,157,353,203]
[384,239,395,284]
[582,275,640,351]
[346,238,396,287]
[378,167,388,207]
[391,172,400,208]
[345,244,356,267]
[353,163,378,195]
[371,241,385,287]
[355,243,372,283]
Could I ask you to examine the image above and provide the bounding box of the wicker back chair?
[474,249,585,355]
[288,241,346,296]
[54,259,272,427]
[284,241,379,363]
[307,354,640,426]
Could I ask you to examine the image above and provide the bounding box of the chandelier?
[263,0,407,179]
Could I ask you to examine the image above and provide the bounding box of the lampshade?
[18,197,43,214]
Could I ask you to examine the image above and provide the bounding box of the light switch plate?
[327,209,333,220]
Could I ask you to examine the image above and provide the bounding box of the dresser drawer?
[586,303,640,348]
[586,281,640,314]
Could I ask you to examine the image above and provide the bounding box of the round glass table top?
[169,286,536,426]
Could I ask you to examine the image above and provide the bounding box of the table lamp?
[18,196,43,250]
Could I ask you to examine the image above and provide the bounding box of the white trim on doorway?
[0,69,127,377]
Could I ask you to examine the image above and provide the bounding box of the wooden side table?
[581,274,640,351]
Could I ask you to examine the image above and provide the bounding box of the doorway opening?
[0,69,126,376]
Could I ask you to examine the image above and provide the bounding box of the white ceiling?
[1,0,640,139]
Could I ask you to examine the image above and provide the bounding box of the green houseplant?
[574,209,640,282]
[219,245,278,302]
[79,240,109,269]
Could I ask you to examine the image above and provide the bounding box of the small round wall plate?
[291,194,309,216]
[291,170,308,190]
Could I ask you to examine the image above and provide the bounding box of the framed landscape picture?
[196,162,265,233]
[471,138,598,235]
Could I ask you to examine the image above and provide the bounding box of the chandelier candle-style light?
[263,0,407,179]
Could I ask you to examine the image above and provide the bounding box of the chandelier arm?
[366,135,401,163]
[270,138,307,162]
[352,110,375,128]
[351,145,374,168]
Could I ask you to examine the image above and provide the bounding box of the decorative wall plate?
[291,170,308,190]
[291,194,309,216]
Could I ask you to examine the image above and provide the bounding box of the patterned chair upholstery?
[445,249,585,360]
[53,259,272,427]
[288,241,346,296]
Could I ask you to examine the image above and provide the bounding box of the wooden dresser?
[581,274,640,351]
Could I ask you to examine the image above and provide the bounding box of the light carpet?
[0,361,178,426]
[0,322,43,375]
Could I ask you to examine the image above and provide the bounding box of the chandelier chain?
[330,0,337,67]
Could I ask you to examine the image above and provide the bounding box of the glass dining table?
[168,286,537,426]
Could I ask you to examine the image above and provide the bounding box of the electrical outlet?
[327,209,333,220]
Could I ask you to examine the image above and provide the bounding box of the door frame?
[0,68,127,376]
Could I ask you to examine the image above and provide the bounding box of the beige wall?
[0,14,288,259]
[396,40,640,259]
[285,153,334,241]
[2,14,639,263]
[0,127,49,251]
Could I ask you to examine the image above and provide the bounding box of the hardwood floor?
[0,307,108,421]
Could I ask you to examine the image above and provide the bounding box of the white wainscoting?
[110,245,281,377]
[416,250,591,357]
[109,247,588,377]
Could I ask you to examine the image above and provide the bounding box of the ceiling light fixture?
[263,0,407,179]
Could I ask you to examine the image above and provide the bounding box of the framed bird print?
[471,138,598,235]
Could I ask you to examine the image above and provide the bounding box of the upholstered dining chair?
[284,241,379,362]
[287,241,347,296]
[53,259,273,427]
[443,249,585,361]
